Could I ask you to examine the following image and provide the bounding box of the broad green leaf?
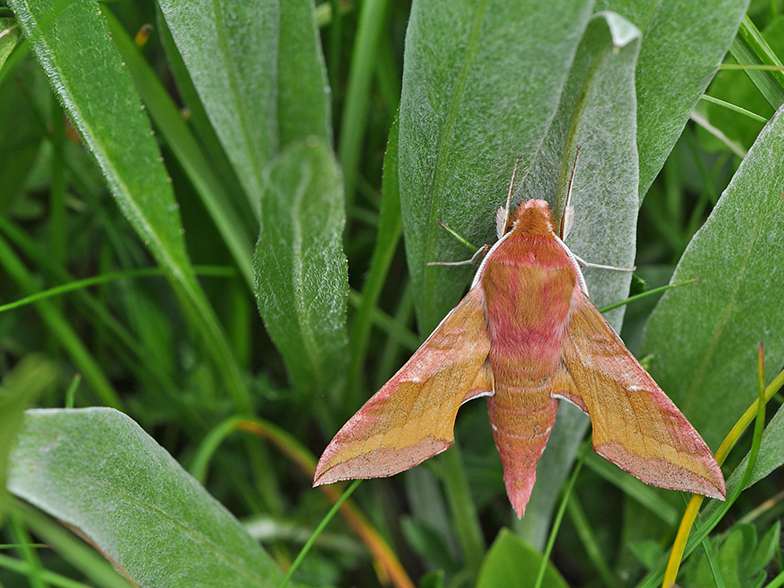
[278,0,331,147]
[9,0,250,412]
[0,356,57,523]
[597,0,749,197]
[7,408,289,588]
[0,18,21,71]
[155,6,252,220]
[157,0,279,218]
[641,104,784,449]
[398,0,593,332]
[517,12,641,547]
[476,529,568,588]
[254,138,348,397]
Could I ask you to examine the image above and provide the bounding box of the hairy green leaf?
[254,138,348,397]
[641,104,784,448]
[8,408,289,588]
[158,0,279,218]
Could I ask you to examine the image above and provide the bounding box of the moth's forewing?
[313,287,491,486]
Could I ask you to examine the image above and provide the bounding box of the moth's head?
[512,199,555,236]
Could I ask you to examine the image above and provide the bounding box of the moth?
[314,165,725,518]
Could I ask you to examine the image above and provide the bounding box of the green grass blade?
[10,0,251,412]
[338,0,389,211]
[731,15,784,110]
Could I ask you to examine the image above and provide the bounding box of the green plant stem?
[338,0,389,213]
[700,532,724,588]
[643,350,780,588]
[534,441,589,588]
[346,115,402,409]
[730,16,784,110]
[278,480,362,588]
[0,553,93,588]
[8,513,47,588]
[63,374,81,409]
[0,233,121,409]
[0,265,234,314]
[348,290,419,352]
[441,444,485,580]
[598,278,699,314]
[566,494,620,587]
[12,501,135,588]
[699,94,767,122]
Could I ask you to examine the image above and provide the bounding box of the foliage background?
[0,0,783,587]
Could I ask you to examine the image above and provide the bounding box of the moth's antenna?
[501,156,521,238]
[560,146,580,240]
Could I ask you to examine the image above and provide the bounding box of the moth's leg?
[572,253,636,272]
[429,244,490,266]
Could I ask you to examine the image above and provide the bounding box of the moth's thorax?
[481,225,577,381]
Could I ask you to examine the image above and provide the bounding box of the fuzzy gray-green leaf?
[8,408,289,587]
[641,104,784,449]
[254,138,348,397]
[597,0,749,197]
[158,0,279,217]
[398,0,593,333]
